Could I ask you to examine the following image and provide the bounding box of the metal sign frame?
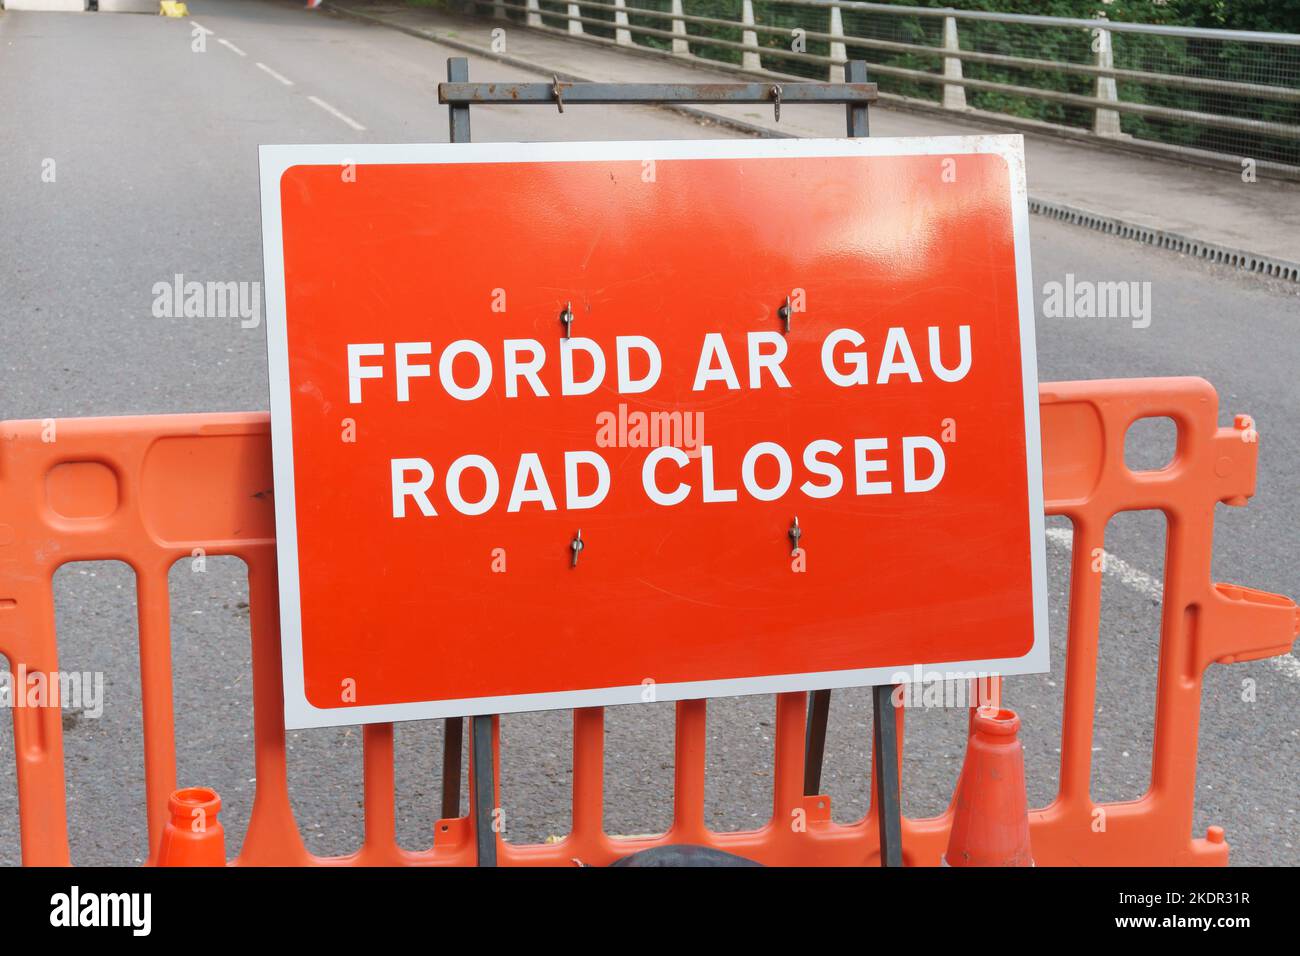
[436,57,902,867]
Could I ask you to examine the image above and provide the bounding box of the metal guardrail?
[469,0,1300,176]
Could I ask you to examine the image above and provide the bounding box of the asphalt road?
[0,0,1296,866]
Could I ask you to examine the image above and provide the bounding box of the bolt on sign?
[259,137,1048,730]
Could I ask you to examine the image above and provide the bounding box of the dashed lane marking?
[255,62,295,87]
[307,95,366,132]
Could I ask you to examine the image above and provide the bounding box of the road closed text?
[343,326,971,518]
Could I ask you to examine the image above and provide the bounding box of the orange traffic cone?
[944,706,1033,867]
[157,787,226,866]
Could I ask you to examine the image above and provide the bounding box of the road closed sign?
[260,136,1048,729]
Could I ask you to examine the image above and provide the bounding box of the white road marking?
[190,21,214,35]
[1046,526,1162,600]
[255,62,295,87]
[1045,526,1299,681]
[218,38,247,57]
[307,95,367,132]
[1275,649,1300,681]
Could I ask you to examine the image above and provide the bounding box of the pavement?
[332,1,1300,266]
[0,0,1296,866]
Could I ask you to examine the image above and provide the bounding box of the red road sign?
[260,137,1047,729]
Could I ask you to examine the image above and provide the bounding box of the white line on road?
[1046,527,1161,600]
[307,95,367,132]
[1045,526,1299,681]
[1274,648,1300,681]
[190,21,214,35]
[255,62,295,87]
[218,38,247,57]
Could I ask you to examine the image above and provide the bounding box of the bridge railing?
[473,0,1300,178]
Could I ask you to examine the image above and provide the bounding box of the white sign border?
[259,134,1048,730]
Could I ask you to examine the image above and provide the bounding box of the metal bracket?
[872,684,903,867]
[778,294,792,334]
[447,57,471,143]
[471,714,497,866]
[440,716,463,820]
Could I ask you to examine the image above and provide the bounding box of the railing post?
[492,0,506,20]
[741,0,761,72]
[526,0,541,28]
[613,0,631,45]
[670,0,689,55]
[567,0,583,35]
[942,15,967,110]
[828,3,846,83]
[1093,21,1123,136]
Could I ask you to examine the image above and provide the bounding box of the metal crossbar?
[439,80,878,106]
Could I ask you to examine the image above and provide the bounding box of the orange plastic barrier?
[0,377,1295,866]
